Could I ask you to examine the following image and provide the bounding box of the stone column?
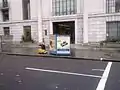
[83,0,88,43]
[75,19,78,44]
[37,0,43,43]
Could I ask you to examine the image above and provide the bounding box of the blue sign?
[56,35,71,55]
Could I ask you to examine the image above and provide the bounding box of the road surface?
[0,54,119,90]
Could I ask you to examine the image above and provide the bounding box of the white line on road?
[25,67,102,78]
[92,69,105,72]
[96,62,112,90]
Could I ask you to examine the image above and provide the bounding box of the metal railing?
[0,35,13,52]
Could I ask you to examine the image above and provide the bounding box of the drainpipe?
[0,36,2,52]
[83,0,88,43]
[37,0,43,43]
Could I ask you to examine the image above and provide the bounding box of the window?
[22,0,31,20]
[115,0,120,12]
[106,0,120,13]
[44,30,47,36]
[3,0,8,3]
[52,0,76,16]
[1,0,9,21]
[3,27,10,36]
[2,0,8,7]
[106,22,120,40]
[2,10,9,21]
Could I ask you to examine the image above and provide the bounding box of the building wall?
[88,15,106,42]
[0,25,4,35]
[41,0,52,19]
[0,23,12,35]
[30,0,38,20]
[0,20,38,43]
[40,0,85,44]
[31,23,38,42]
[1,0,119,44]
[51,15,83,44]
[42,17,83,45]
[0,0,39,43]
[42,19,50,45]
[86,0,105,14]
[106,13,120,22]
[87,13,120,43]
[10,0,23,21]
[83,0,106,43]
[76,17,83,44]
[11,25,23,43]
[0,12,2,22]
[0,0,3,22]
[10,0,38,21]
[79,0,84,14]
[0,0,23,22]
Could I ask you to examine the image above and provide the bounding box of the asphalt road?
[105,62,120,90]
[0,54,119,90]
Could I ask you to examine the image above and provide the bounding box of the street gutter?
[1,52,120,63]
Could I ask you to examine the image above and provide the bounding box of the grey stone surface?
[1,43,120,61]
[1,47,119,61]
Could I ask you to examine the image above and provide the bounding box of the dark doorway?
[53,21,75,44]
[23,26,31,42]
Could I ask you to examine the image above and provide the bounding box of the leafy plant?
[20,35,25,43]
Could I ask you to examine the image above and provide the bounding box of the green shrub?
[21,35,25,42]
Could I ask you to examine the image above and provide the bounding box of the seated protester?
[39,43,46,50]
[38,43,47,54]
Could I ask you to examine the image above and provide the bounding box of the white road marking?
[96,62,112,90]
[25,67,102,78]
[92,69,105,72]
[100,58,103,61]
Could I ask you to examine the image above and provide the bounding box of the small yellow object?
[38,48,47,54]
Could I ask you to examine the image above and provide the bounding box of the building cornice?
[88,13,120,18]
[0,20,38,25]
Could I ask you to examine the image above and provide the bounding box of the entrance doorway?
[23,26,31,42]
[53,21,75,43]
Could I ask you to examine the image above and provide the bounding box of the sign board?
[56,35,70,55]
[49,35,56,54]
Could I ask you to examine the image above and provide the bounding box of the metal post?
[0,36,2,52]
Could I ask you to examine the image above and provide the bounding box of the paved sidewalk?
[1,43,120,61]
[0,47,119,61]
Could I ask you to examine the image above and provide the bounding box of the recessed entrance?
[53,21,75,44]
[23,26,31,42]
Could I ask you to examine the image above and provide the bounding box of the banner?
[57,36,70,55]
[49,34,56,51]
